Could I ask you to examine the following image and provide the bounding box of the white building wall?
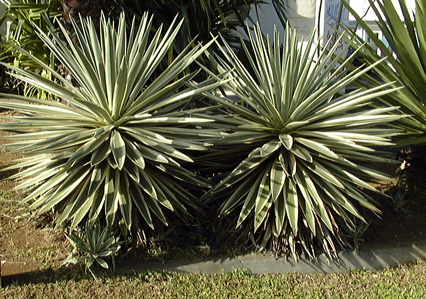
[250,0,349,54]
[348,0,416,50]
[250,0,417,51]
[349,0,416,21]
[249,2,286,37]
[251,0,349,38]
[252,0,416,30]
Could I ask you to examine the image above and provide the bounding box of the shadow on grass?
[2,264,95,286]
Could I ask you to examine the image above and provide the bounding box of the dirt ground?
[0,111,68,280]
[1,110,426,282]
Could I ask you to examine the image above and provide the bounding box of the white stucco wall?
[250,0,349,52]
[248,0,418,54]
[349,0,416,21]
[248,2,286,37]
[347,0,416,47]
[250,0,416,35]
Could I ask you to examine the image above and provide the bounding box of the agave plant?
[0,13,223,235]
[202,24,403,259]
[342,0,426,147]
[64,221,122,279]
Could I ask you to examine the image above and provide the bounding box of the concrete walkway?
[118,240,426,274]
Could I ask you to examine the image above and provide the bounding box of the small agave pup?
[0,13,224,235]
[203,24,403,259]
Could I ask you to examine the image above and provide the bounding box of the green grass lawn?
[1,260,426,298]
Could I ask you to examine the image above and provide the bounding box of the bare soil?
[0,111,68,279]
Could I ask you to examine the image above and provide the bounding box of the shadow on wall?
[286,0,316,38]
[249,0,315,39]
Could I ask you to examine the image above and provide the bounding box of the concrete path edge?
[118,240,426,274]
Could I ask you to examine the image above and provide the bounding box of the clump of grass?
[0,191,22,218]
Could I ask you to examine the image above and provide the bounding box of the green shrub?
[202,24,403,259]
[0,0,61,97]
[0,13,223,237]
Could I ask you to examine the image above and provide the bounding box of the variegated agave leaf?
[342,0,426,147]
[203,24,403,259]
[0,12,223,234]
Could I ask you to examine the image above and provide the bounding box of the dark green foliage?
[0,0,61,97]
